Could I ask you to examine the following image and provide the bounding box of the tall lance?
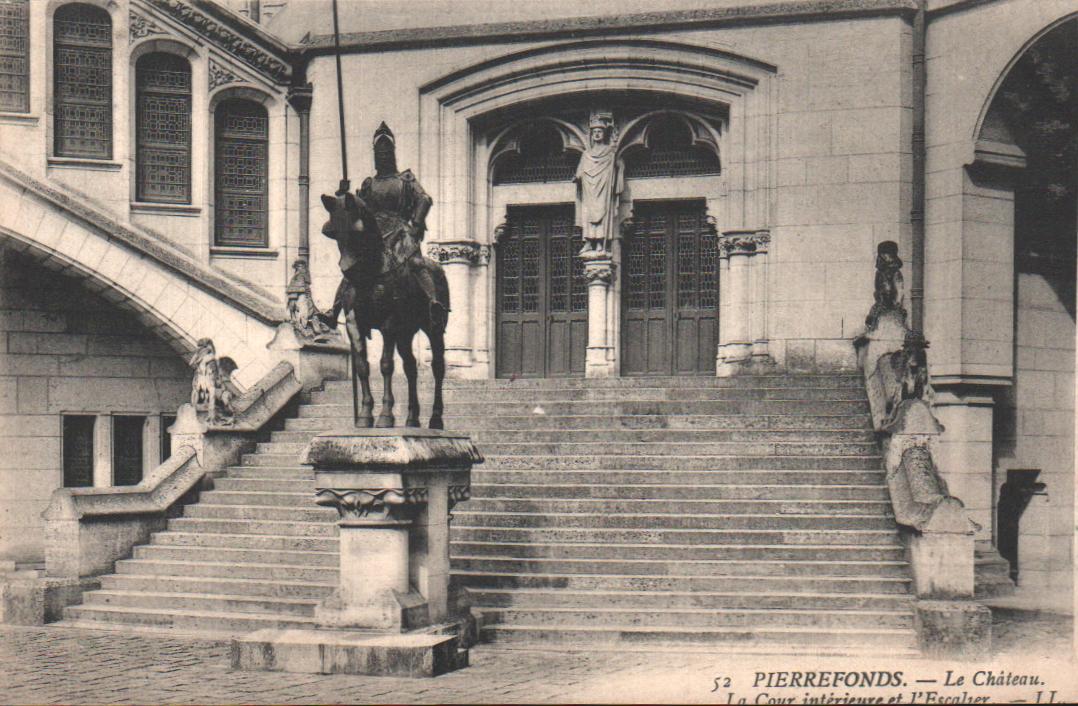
[330,0,358,423]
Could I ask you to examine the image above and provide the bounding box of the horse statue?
[318,123,450,429]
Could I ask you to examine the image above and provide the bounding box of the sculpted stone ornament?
[286,260,335,343]
[314,487,428,523]
[575,110,623,255]
[865,240,906,330]
[189,338,238,425]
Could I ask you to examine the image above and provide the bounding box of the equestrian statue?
[319,122,450,429]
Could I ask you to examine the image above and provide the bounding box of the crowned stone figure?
[575,110,623,255]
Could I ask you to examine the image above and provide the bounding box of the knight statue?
[575,109,623,255]
[320,122,448,331]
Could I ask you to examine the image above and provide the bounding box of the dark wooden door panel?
[622,200,717,375]
[496,204,585,378]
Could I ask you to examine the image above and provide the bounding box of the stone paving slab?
[0,610,1074,705]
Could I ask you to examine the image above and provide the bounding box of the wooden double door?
[496,204,587,378]
[621,200,718,375]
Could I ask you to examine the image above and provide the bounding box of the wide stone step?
[62,604,317,634]
[82,589,319,617]
[184,504,338,523]
[269,428,875,445]
[452,571,912,594]
[240,454,308,467]
[463,497,892,516]
[473,469,888,486]
[115,558,338,582]
[285,414,871,432]
[310,386,867,404]
[450,541,903,562]
[322,374,864,391]
[471,483,889,501]
[479,456,881,471]
[225,466,314,479]
[200,490,316,508]
[214,478,317,493]
[450,556,909,578]
[466,588,914,612]
[297,400,870,417]
[477,624,918,651]
[256,440,880,457]
[453,526,902,546]
[477,606,913,630]
[133,544,338,566]
[167,517,337,537]
[451,511,896,531]
[100,573,336,599]
[150,531,337,552]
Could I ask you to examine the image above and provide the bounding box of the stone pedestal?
[233,428,481,678]
[582,252,616,378]
[266,322,349,391]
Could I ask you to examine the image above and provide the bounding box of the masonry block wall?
[0,245,190,564]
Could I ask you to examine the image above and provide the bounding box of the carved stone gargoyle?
[286,259,336,343]
[865,240,906,331]
[189,338,239,426]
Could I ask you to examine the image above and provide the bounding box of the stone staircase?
[59,373,918,654]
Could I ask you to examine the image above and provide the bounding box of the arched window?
[54,4,112,158]
[214,98,268,246]
[0,0,29,113]
[492,122,581,185]
[623,114,721,179]
[136,52,191,203]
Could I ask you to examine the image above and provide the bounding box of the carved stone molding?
[427,240,482,265]
[582,257,616,285]
[314,487,428,522]
[144,0,290,83]
[209,58,241,91]
[477,244,492,265]
[448,484,471,510]
[719,229,768,258]
[129,11,166,40]
[286,84,313,114]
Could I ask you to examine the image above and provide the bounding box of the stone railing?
[853,242,989,658]
[42,361,304,582]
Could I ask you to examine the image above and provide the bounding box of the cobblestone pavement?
[0,610,1073,705]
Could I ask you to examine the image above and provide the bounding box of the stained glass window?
[214,99,268,246]
[136,52,191,203]
[0,0,29,113]
[54,4,112,158]
[623,114,721,179]
[492,122,581,185]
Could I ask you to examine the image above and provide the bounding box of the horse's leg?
[346,311,374,427]
[397,335,421,428]
[428,327,446,430]
[375,331,396,428]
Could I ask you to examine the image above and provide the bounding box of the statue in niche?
[189,338,238,425]
[575,110,623,255]
[865,240,906,330]
[286,259,335,343]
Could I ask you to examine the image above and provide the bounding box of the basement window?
[112,415,144,486]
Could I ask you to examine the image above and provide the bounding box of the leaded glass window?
[492,122,581,185]
[136,52,191,203]
[623,114,721,179]
[0,0,29,113]
[54,4,112,158]
[214,99,268,246]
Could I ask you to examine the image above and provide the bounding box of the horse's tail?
[431,263,450,334]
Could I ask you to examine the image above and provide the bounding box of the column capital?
[719,229,770,258]
[581,253,616,285]
[427,240,483,265]
[286,83,313,114]
[314,487,427,524]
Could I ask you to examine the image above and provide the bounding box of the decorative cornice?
[144,0,291,83]
[427,240,482,265]
[208,58,241,91]
[314,487,429,522]
[129,11,166,40]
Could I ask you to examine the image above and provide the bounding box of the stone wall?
[0,245,190,564]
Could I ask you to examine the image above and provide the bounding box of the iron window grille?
[136,52,191,203]
[54,3,112,158]
[0,0,29,113]
[214,99,269,246]
[623,115,721,179]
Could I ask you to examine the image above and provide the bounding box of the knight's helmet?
[373,121,397,173]
[588,109,615,141]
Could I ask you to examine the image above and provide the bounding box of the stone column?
[751,230,771,361]
[581,251,616,378]
[931,386,996,543]
[472,244,493,376]
[427,241,481,373]
[717,231,755,376]
[286,84,314,262]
